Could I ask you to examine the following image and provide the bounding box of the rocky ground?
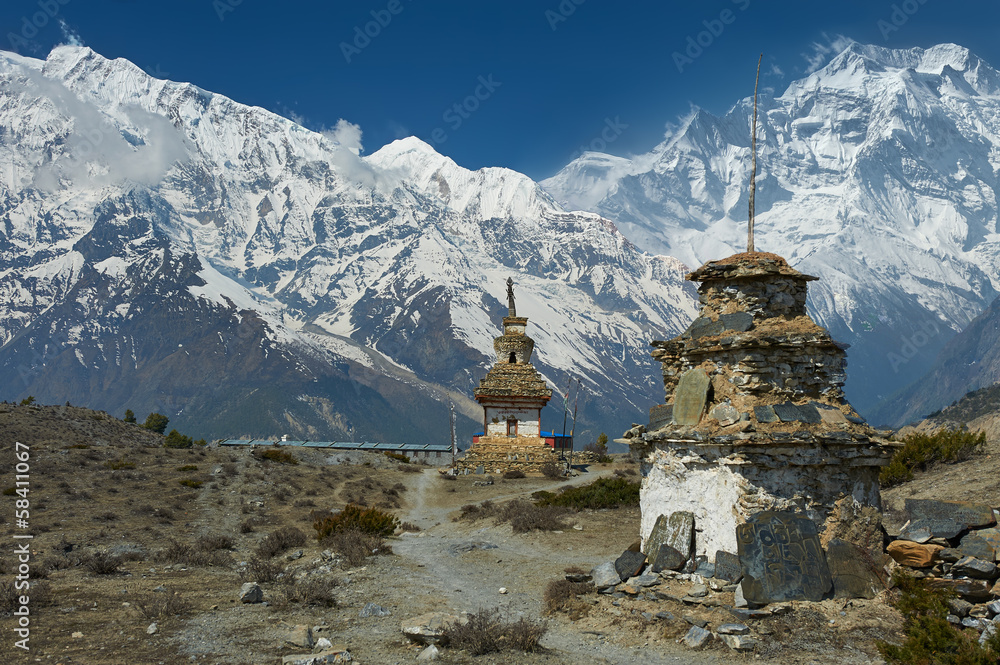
[0,403,929,664]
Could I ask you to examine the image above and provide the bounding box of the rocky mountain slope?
[544,42,1000,416]
[0,46,697,442]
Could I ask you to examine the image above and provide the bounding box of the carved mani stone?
[673,370,710,426]
[825,538,882,599]
[737,511,832,604]
[714,550,743,583]
[644,511,695,560]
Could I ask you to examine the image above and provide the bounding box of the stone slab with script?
[826,538,881,599]
[737,511,832,604]
[714,550,743,583]
[643,511,694,560]
[673,369,710,426]
[905,499,996,529]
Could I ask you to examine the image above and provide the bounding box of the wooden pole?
[748,53,762,254]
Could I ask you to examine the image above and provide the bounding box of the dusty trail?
[391,469,725,664]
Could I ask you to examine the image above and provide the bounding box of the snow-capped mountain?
[544,42,1000,417]
[0,46,697,442]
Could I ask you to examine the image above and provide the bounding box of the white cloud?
[768,63,785,78]
[17,69,191,190]
[57,19,84,47]
[802,34,855,74]
[322,119,363,156]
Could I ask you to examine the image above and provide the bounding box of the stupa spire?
[748,53,762,254]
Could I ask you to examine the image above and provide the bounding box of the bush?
[134,588,191,619]
[240,556,284,583]
[256,527,308,559]
[196,534,234,551]
[104,457,135,470]
[458,499,567,533]
[19,396,35,406]
[445,607,547,655]
[272,580,338,608]
[544,579,594,617]
[877,570,1000,663]
[539,462,563,479]
[503,469,527,480]
[328,529,392,568]
[384,451,410,463]
[143,413,170,434]
[399,463,422,473]
[178,479,202,488]
[123,409,136,423]
[84,551,121,575]
[881,429,986,487]
[583,433,613,463]
[535,476,640,510]
[257,448,299,465]
[313,504,399,541]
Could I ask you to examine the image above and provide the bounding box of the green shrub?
[881,429,986,487]
[123,409,136,423]
[19,396,35,406]
[877,570,1000,663]
[535,476,640,510]
[143,412,169,434]
[177,465,198,472]
[104,457,135,470]
[178,479,202,488]
[312,504,399,541]
[163,429,193,448]
[258,448,299,465]
[384,451,410,463]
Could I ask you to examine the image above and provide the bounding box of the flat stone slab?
[401,612,467,645]
[900,519,966,542]
[673,369,710,425]
[952,556,999,579]
[650,543,687,572]
[926,578,993,603]
[614,549,647,581]
[826,538,881,599]
[905,499,997,529]
[649,403,673,429]
[772,402,822,424]
[754,405,778,423]
[960,533,998,561]
[817,405,848,424]
[681,625,712,649]
[737,511,832,604]
[720,311,753,332]
[644,511,695,559]
[714,550,743,583]
[688,317,725,338]
[973,528,1000,561]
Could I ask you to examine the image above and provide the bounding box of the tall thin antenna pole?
[748,52,762,254]
[450,402,457,465]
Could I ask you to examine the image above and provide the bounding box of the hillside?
[872,295,1000,427]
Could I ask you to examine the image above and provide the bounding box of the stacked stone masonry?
[622,252,896,560]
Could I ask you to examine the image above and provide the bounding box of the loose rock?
[238,582,263,604]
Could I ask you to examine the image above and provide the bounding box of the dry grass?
[445,607,548,655]
[543,579,594,618]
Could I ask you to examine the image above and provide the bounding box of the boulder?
[285,625,313,649]
[681,625,712,649]
[886,541,943,568]
[720,634,757,651]
[959,533,998,562]
[238,582,263,604]
[926,578,993,603]
[416,645,441,661]
[952,556,999,580]
[359,603,391,618]
[591,562,622,589]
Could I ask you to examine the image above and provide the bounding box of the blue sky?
[3,0,1000,179]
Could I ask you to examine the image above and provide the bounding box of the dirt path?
[391,469,728,664]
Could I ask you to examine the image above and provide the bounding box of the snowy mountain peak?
[542,41,1000,414]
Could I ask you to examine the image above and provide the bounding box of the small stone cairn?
[885,498,1000,641]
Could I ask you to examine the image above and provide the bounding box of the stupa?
[457,279,561,474]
